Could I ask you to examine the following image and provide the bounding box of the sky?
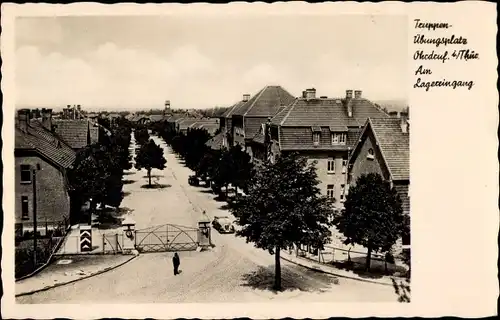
[16,15,408,110]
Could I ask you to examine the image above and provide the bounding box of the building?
[252,88,389,205]
[188,118,220,136]
[347,116,410,249]
[15,109,76,236]
[29,108,99,151]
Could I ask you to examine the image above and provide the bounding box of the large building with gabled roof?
[15,109,77,235]
[251,88,389,205]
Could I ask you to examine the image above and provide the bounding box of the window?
[367,148,375,160]
[20,165,32,183]
[332,133,347,145]
[342,159,348,173]
[340,184,345,201]
[21,196,29,220]
[326,185,335,198]
[327,159,335,173]
[313,133,320,145]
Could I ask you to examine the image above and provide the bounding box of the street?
[17,134,398,303]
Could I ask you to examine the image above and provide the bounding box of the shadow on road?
[241,265,337,293]
[391,278,411,303]
[122,179,136,184]
[140,184,172,189]
[122,191,131,197]
[94,207,134,230]
[123,171,135,176]
[142,175,164,179]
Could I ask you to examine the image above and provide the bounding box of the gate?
[134,224,199,253]
[102,233,123,254]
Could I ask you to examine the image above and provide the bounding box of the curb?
[15,255,138,297]
[281,255,400,287]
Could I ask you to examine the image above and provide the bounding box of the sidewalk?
[281,251,409,287]
[16,254,136,296]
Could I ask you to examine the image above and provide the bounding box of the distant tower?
[164,100,171,116]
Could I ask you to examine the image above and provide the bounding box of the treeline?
[68,117,133,225]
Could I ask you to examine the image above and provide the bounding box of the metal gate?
[102,233,123,254]
[134,224,199,253]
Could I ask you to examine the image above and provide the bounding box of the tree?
[333,173,406,271]
[231,153,334,290]
[135,139,167,186]
[228,145,255,194]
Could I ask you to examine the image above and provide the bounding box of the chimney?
[305,88,316,100]
[302,91,307,98]
[165,100,171,108]
[400,116,409,133]
[346,90,353,100]
[18,109,30,132]
[41,108,53,131]
[243,94,250,102]
[354,90,362,99]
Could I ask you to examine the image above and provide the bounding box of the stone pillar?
[121,217,137,255]
[197,211,212,249]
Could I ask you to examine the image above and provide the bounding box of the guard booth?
[198,211,211,248]
[122,217,136,254]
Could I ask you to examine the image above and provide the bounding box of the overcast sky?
[16,15,408,110]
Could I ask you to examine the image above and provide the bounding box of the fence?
[55,233,124,255]
[15,216,71,279]
[293,243,408,277]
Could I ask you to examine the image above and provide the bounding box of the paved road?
[17,134,398,303]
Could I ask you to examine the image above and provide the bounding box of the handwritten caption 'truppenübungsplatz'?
[413,19,477,91]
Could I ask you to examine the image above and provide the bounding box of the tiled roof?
[232,86,295,117]
[346,127,363,147]
[222,101,244,118]
[272,97,388,127]
[178,119,200,130]
[252,131,265,144]
[369,117,409,181]
[51,119,89,149]
[15,124,76,169]
[205,132,224,150]
[149,114,165,122]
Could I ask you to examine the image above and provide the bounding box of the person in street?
[172,252,180,275]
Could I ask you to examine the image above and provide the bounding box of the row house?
[188,118,220,136]
[251,88,389,206]
[30,109,99,152]
[15,109,77,236]
[207,85,295,153]
[347,116,410,250]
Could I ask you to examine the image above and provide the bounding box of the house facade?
[252,88,389,206]
[347,116,410,249]
[15,109,76,236]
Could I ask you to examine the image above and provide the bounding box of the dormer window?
[312,126,321,145]
[313,133,320,145]
[367,148,375,160]
[332,132,347,145]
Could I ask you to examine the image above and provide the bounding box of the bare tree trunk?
[148,168,152,186]
[366,246,372,271]
[274,246,282,291]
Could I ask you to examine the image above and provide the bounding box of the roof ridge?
[367,117,394,180]
[243,86,267,117]
[280,98,298,126]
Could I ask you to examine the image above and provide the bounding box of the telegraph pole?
[32,168,38,267]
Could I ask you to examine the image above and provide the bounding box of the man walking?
[172,252,180,275]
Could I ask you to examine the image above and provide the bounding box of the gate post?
[197,211,211,250]
[121,217,137,255]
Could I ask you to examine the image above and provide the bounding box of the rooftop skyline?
[16,15,408,110]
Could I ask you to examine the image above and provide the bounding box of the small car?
[188,175,200,186]
[212,216,235,234]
